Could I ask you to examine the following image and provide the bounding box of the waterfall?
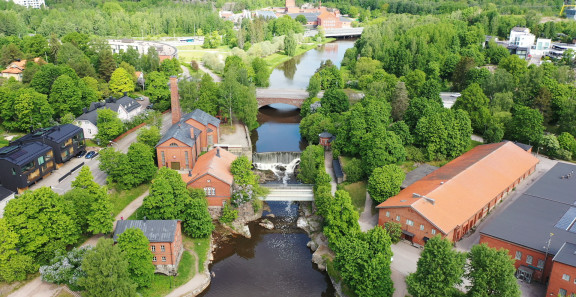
[253,152,301,185]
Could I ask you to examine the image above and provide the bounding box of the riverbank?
[263,38,337,71]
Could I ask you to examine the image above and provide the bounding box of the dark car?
[85,151,96,159]
[146,103,154,109]
[77,150,87,158]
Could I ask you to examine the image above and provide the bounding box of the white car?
[450,93,461,98]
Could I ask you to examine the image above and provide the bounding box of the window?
[161,245,165,252]
[420,224,425,231]
[161,151,165,166]
[563,274,571,281]
[153,256,157,262]
[395,215,400,221]
[385,211,390,217]
[21,161,34,172]
[515,251,522,260]
[431,229,436,235]
[169,143,178,147]
[38,156,45,165]
[162,256,166,262]
[559,288,567,297]
[537,259,545,269]
[185,151,189,168]
[526,255,533,265]
[204,187,215,196]
[11,168,16,175]
[151,245,156,252]
[406,219,414,226]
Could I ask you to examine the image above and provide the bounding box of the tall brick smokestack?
[170,76,181,125]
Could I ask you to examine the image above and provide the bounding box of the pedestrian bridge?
[259,184,314,201]
[256,89,323,108]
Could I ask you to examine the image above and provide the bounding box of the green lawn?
[467,139,483,151]
[184,236,211,273]
[109,184,150,216]
[138,251,195,297]
[341,181,367,215]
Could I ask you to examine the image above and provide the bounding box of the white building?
[9,0,44,8]
[108,39,177,59]
[509,27,536,48]
[75,94,144,139]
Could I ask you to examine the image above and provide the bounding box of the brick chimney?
[170,76,181,125]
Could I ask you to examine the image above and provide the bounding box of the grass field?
[341,181,367,215]
[184,236,211,273]
[138,251,195,297]
[109,184,150,216]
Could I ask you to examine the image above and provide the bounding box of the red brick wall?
[208,123,219,145]
[480,234,552,282]
[186,119,208,149]
[188,174,231,206]
[548,261,576,297]
[156,138,196,170]
[149,221,182,266]
[378,207,444,246]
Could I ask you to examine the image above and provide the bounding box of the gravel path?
[164,250,210,297]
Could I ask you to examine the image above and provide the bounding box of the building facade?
[378,142,539,246]
[114,220,183,276]
[75,95,143,139]
[13,124,85,165]
[0,142,55,193]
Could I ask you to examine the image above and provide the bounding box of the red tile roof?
[182,148,236,185]
[377,142,539,234]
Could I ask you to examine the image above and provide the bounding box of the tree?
[452,57,475,91]
[297,145,324,184]
[485,40,509,65]
[391,81,409,121]
[117,228,155,288]
[0,43,23,67]
[4,187,81,264]
[137,126,161,153]
[307,74,321,98]
[360,128,406,175]
[466,244,521,297]
[284,33,297,56]
[323,190,361,251]
[506,105,544,145]
[368,165,405,203]
[140,168,189,220]
[384,221,402,243]
[98,49,116,82]
[57,43,96,78]
[558,132,576,159]
[49,74,83,117]
[109,67,135,96]
[69,166,113,234]
[230,155,262,206]
[0,218,37,282]
[299,112,335,143]
[406,236,467,297]
[252,57,269,87]
[453,83,490,133]
[295,14,307,24]
[321,89,349,114]
[79,238,137,297]
[10,88,54,131]
[40,247,91,291]
[96,108,124,143]
[146,71,170,105]
[181,189,215,238]
[125,142,157,187]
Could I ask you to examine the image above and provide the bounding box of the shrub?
[342,158,364,182]
[220,203,238,223]
[406,146,427,163]
[384,221,402,244]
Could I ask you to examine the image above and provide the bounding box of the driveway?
[390,241,421,297]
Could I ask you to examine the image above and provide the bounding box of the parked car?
[146,104,154,109]
[135,96,144,101]
[450,93,461,98]
[77,150,87,158]
[85,151,96,159]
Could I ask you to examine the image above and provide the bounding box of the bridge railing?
[260,183,314,189]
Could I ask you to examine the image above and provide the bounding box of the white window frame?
[563,274,571,281]
[420,224,425,231]
[406,219,414,226]
[431,229,436,235]
[162,256,166,262]
[161,245,165,252]
[395,215,400,221]
[385,211,390,217]
[204,187,215,196]
[515,251,522,260]
[526,255,533,265]
[153,256,157,262]
[151,245,156,252]
[537,259,544,269]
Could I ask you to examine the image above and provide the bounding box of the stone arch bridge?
[256,88,323,108]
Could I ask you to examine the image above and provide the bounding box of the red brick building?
[182,148,237,207]
[114,220,183,276]
[377,142,539,246]
[156,76,220,171]
[480,162,576,291]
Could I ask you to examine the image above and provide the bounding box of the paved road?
[256,88,323,99]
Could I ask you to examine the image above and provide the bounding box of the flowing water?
[200,39,356,296]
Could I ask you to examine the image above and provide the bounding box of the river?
[200,39,355,297]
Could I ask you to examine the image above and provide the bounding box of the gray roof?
[480,162,576,256]
[0,142,52,166]
[339,16,351,22]
[511,26,529,32]
[256,10,277,19]
[0,185,14,202]
[156,122,201,148]
[401,164,438,189]
[113,220,179,243]
[333,159,343,178]
[288,12,319,22]
[319,131,333,138]
[15,124,82,144]
[76,96,141,125]
[554,242,576,267]
[183,109,220,127]
[504,140,532,152]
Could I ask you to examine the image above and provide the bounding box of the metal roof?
[183,109,220,127]
[553,242,576,267]
[480,162,576,256]
[0,142,52,166]
[14,124,82,144]
[288,12,319,22]
[113,220,179,243]
[76,96,141,125]
[401,164,438,189]
[156,122,201,148]
[332,159,344,178]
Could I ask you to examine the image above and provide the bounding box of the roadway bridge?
[256,88,323,108]
[259,184,314,201]
[304,27,364,38]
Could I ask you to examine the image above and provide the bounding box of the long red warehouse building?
[377,141,539,246]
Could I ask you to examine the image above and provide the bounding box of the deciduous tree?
[117,228,155,288]
[181,189,215,238]
[368,165,405,203]
[109,67,135,96]
[466,244,521,297]
[96,108,124,143]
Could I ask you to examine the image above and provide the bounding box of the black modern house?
[12,124,85,165]
[0,142,55,192]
